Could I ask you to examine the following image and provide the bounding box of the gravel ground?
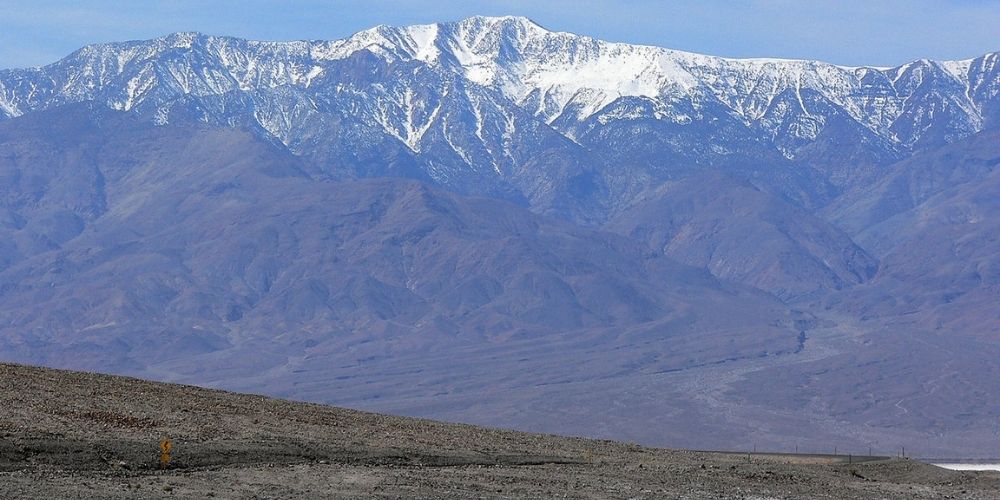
[1,363,997,499]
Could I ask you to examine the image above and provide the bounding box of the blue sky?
[1,0,999,69]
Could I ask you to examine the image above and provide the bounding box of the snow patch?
[405,23,440,63]
[935,463,1000,472]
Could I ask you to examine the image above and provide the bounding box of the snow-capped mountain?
[1,16,997,218]
[5,16,1000,458]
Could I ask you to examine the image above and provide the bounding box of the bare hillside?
[0,363,996,499]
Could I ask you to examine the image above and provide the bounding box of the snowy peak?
[327,16,549,71]
[320,17,994,150]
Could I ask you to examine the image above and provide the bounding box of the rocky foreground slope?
[0,363,996,499]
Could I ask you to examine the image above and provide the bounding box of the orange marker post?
[159,438,173,469]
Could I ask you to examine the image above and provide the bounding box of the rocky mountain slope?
[822,129,1000,339]
[0,105,819,448]
[607,172,878,300]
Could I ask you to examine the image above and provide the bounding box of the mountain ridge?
[1,16,997,221]
[3,17,995,143]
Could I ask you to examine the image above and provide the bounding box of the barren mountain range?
[1,16,999,457]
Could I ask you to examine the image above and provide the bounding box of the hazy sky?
[2,0,999,69]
